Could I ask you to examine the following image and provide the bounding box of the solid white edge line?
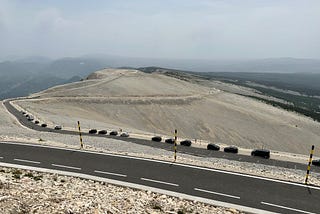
[51,163,81,170]
[194,188,240,199]
[94,170,127,177]
[141,177,179,187]
[14,158,40,164]
[2,141,320,191]
[261,201,316,214]
[0,162,277,214]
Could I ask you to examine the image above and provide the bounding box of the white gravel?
[0,167,242,214]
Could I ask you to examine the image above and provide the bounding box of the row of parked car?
[151,136,271,159]
[20,110,319,165]
[22,110,131,137]
[21,111,62,130]
[88,129,129,137]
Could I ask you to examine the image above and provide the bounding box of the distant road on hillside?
[3,99,320,174]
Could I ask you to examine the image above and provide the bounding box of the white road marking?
[51,163,81,170]
[94,170,127,177]
[0,162,277,214]
[194,188,240,199]
[141,177,179,187]
[14,158,40,164]
[261,201,316,214]
[3,141,320,191]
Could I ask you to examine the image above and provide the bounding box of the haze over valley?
[1,1,320,213]
[1,56,320,100]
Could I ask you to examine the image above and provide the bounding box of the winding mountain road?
[0,142,319,214]
[2,99,320,213]
[3,99,320,173]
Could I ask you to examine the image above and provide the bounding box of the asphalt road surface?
[3,100,320,174]
[0,142,319,214]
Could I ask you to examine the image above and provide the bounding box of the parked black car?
[207,143,220,151]
[34,120,40,124]
[151,136,162,142]
[41,123,47,127]
[312,159,320,166]
[251,149,270,159]
[165,138,175,144]
[224,146,238,153]
[89,129,97,134]
[98,130,107,135]
[180,140,192,147]
[110,131,118,136]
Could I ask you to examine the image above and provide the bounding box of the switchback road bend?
[0,142,319,214]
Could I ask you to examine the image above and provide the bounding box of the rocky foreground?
[0,167,241,214]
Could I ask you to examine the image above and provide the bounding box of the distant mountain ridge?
[84,55,320,73]
[1,56,320,100]
[0,58,102,100]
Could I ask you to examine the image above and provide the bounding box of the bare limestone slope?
[15,68,320,154]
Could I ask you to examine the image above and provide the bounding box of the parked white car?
[54,125,62,130]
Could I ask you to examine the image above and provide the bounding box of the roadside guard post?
[174,129,177,161]
[77,121,84,149]
[305,145,315,185]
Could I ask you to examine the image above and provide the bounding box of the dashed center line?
[51,163,81,170]
[141,177,179,187]
[194,188,240,199]
[94,170,127,177]
[261,201,316,214]
[14,158,40,164]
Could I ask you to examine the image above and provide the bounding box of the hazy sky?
[0,0,320,60]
